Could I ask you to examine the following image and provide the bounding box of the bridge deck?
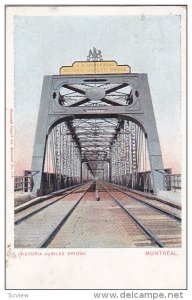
[14,181,181,248]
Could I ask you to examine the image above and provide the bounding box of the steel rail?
[110,183,181,209]
[107,183,181,222]
[39,185,92,248]
[15,182,93,225]
[101,184,165,248]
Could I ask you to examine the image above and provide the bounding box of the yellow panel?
[60,61,131,75]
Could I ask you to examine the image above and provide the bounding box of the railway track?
[15,181,93,224]
[14,180,182,248]
[14,181,94,248]
[45,188,157,248]
[101,182,181,221]
[98,182,181,248]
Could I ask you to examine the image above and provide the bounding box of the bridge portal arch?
[31,63,165,196]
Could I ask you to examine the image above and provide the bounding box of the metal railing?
[14,176,33,192]
[165,174,181,191]
[113,171,181,194]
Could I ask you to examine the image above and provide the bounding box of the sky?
[14,13,182,175]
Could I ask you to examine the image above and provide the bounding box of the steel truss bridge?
[30,54,168,196]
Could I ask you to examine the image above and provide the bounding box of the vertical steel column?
[114,144,118,184]
[71,140,74,185]
[74,146,77,184]
[122,125,126,186]
[138,74,165,194]
[55,125,61,190]
[121,128,126,186]
[125,121,131,186]
[68,135,72,186]
[31,76,52,196]
[80,161,83,183]
[64,129,68,187]
[131,122,137,189]
[61,123,66,187]
[108,155,112,182]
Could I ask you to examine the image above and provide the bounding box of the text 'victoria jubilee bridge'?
[15,48,181,196]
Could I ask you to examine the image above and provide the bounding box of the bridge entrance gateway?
[31,48,165,196]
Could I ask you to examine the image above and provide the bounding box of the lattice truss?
[44,123,84,189]
[44,118,149,189]
[110,120,149,189]
[73,118,119,179]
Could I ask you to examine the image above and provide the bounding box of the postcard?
[5,5,187,290]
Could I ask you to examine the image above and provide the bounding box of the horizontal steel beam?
[53,73,139,87]
[80,141,110,144]
[50,106,144,116]
[83,159,109,162]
